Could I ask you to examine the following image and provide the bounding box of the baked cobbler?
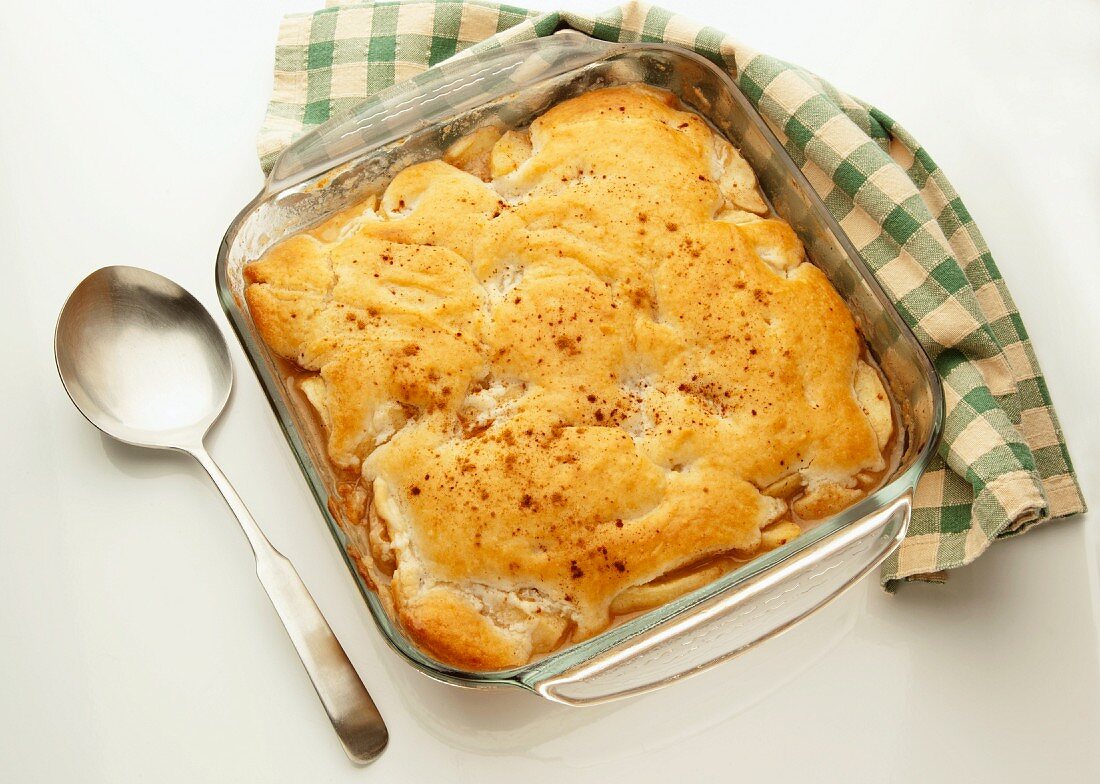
[244,85,894,670]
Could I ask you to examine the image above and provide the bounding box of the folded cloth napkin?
[257,0,1085,586]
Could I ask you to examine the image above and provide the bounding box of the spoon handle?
[189,446,388,765]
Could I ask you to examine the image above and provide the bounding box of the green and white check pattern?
[259,0,1085,586]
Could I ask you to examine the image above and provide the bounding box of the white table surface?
[2,0,1097,781]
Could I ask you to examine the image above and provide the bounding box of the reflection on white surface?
[386,591,861,760]
[99,432,197,479]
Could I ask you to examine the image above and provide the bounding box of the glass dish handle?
[266,30,616,193]
[524,493,911,706]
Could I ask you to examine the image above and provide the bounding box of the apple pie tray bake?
[217,32,943,705]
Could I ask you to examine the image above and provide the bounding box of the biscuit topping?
[245,85,892,670]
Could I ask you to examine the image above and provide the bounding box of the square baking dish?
[216,30,943,705]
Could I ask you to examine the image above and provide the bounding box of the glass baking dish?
[216,31,943,706]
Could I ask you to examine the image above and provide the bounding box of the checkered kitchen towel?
[257,0,1085,586]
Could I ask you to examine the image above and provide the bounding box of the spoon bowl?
[55,266,231,449]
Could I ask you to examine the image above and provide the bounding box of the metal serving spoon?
[54,266,388,764]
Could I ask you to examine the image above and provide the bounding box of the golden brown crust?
[397,586,529,671]
[245,85,894,670]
